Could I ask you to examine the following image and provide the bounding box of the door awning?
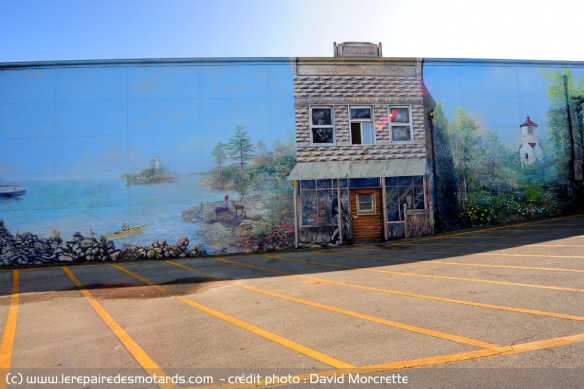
[287,159,427,181]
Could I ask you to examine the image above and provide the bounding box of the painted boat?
[0,185,26,197]
[104,225,146,239]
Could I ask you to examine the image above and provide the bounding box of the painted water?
[0,175,226,248]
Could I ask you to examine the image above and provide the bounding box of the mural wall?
[1,57,584,266]
[423,59,584,230]
[0,60,296,266]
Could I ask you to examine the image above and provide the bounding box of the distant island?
[123,156,176,186]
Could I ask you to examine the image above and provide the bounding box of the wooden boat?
[0,185,26,197]
[104,225,146,239]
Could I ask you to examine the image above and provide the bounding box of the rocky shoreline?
[0,219,207,267]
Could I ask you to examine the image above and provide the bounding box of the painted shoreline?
[0,218,207,267]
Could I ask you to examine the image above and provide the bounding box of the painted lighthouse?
[519,116,543,165]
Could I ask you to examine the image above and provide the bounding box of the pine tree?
[226,124,256,186]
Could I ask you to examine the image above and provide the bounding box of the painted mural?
[423,60,584,230]
[1,57,584,266]
[0,60,296,266]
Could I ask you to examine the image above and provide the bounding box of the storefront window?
[385,176,425,222]
[300,179,334,226]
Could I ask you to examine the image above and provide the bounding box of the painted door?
[350,189,383,242]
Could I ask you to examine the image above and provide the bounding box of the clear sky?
[2,0,584,63]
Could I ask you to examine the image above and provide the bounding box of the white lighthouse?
[519,116,543,165]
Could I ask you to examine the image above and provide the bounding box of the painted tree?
[540,68,584,186]
[432,101,460,229]
[226,124,256,187]
[211,142,227,182]
[447,106,482,210]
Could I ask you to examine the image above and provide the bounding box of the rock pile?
[0,219,207,267]
[115,237,207,261]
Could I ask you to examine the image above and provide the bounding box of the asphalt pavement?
[1,214,583,388]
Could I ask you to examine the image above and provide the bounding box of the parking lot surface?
[1,214,583,388]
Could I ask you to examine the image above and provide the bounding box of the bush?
[242,221,295,252]
[466,188,561,226]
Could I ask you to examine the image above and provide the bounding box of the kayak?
[104,225,146,239]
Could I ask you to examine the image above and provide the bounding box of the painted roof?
[287,159,427,180]
[520,116,538,127]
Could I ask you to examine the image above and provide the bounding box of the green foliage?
[226,124,256,182]
[432,101,460,229]
[124,158,175,186]
[434,99,569,229]
[540,68,584,185]
[465,191,495,224]
[211,142,227,181]
[465,188,561,226]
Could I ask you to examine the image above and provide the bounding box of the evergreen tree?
[432,101,459,229]
[226,124,256,186]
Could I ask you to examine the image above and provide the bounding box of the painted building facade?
[288,42,434,245]
[1,44,584,266]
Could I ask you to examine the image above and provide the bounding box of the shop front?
[288,160,432,246]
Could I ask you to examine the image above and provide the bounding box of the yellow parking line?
[391,241,584,248]
[356,245,584,260]
[61,267,174,389]
[365,332,584,370]
[0,271,19,389]
[236,283,500,350]
[164,260,216,278]
[164,261,498,351]
[379,249,584,260]
[111,264,353,369]
[208,257,584,322]
[319,250,584,273]
[186,331,584,389]
[414,214,584,242]
[268,254,584,293]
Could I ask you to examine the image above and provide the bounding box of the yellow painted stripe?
[323,250,584,273]
[366,332,584,370]
[61,267,174,389]
[391,241,584,248]
[164,261,498,350]
[380,249,584,260]
[270,254,584,293]
[236,282,500,350]
[414,214,584,242]
[164,260,217,278]
[209,257,584,322]
[413,234,584,240]
[112,264,353,369]
[187,332,584,389]
[0,271,19,389]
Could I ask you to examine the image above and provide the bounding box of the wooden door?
[350,189,383,242]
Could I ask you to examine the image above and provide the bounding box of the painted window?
[527,126,534,134]
[357,193,376,214]
[300,179,348,226]
[310,107,334,145]
[350,106,374,145]
[389,106,413,143]
[385,176,425,222]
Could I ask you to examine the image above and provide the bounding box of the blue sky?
[2,0,584,181]
[0,61,294,179]
[1,0,584,62]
